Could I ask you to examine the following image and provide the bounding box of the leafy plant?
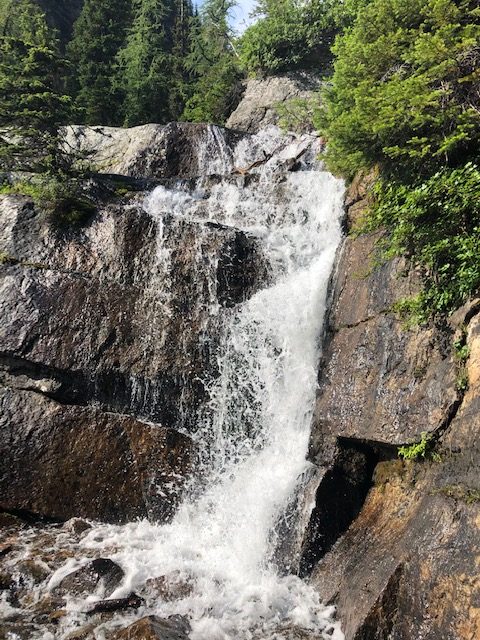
[398,432,434,460]
[359,164,480,318]
[318,0,480,180]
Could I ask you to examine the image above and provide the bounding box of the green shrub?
[239,0,366,75]
[1,177,95,227]
[398,432,440,462]
[318,0,480,180]
[361,164,480,317]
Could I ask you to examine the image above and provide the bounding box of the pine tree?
[0,0,73,174]
[67,0,131,125]
[168,0,194,119]
[183,0,241,124]
[116,0,195,126]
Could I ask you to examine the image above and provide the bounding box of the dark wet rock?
[65,623,97,640]
[0,570,13,591]
[57,559,124,598]
[64,518,93,536]
[0,388,193,523]
[112,615,191,640]
[0,194,265,432]
[0,513,24,530]
[17,559,50,585]
[0,623,48,640]
[86,592,145,616]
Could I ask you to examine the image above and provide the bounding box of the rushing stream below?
[1,127,344,640]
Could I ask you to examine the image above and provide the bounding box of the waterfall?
[51,126,345,639]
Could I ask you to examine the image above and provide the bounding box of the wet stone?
[144,572,193,602]
[0,513,24,530]
[65,623,97,640]
[56,558,124,597]
[111,615,191,640]
[64,518,93,536]
[17,559,50,584]
[86,592,145,616]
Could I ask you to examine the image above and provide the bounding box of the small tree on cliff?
[0,0,73,175]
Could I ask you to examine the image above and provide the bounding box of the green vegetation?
[362,164,480,319]
[182,0,241,124]
[0,177,96,227]
[0,0,73,174]
[318,0,480,179]
[238,1,366,75]
[398,432,438,461]
[67,0,132,125]
[317,0,480,318]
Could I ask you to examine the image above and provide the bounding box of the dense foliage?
[182,0,242,123]
[319,0,480,179]
[366,165,480,319]
[0,0,72,174]
[317,0,480,317]
[116,0,194,126]
[238,0,367,75]
[67,0,132,125]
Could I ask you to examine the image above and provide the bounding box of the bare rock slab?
[0,388,194,523]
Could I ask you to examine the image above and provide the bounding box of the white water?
[7,127,345,639]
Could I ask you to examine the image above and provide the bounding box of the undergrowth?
[0,177,95,227]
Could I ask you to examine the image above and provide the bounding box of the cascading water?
[3,126,345,640]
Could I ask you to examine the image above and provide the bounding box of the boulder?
[226,72,323,133]
[144,572,193,602]
[0,388,193,523]
[56,559,124,598]
[86,592,145,616]
[112,615,191,640]
[0,194,265,431]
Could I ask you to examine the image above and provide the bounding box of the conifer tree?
[67,0,131,125]
[183,0,241,124]
[116,0,195,126]
[0,0,73,174]
[168,0,195,119]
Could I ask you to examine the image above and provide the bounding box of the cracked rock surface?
[303,176,480,640]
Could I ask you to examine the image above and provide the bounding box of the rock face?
[0,388,193,523]
[66,122,244,178]
[0,125,267,524]
[304,176,480,639]
[226,72,323,133]
[56,559,124,597]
